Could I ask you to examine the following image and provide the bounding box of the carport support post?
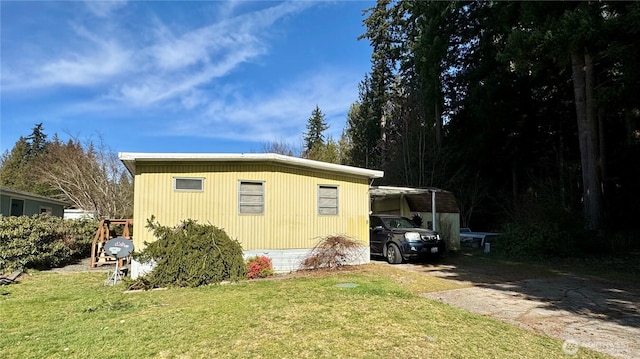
[431,190,437,232]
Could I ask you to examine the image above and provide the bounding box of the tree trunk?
[511,158,518,210]
[571,49,603,230]
[434,89,442,149]
[598,106,606,220]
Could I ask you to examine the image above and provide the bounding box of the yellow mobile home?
[119,152,384,276]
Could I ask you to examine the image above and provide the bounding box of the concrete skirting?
[130,247,371,278]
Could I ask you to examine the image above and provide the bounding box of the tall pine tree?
[302,105,329,157]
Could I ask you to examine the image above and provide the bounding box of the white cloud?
[3,1,314,111]
[111,1,313,106]
[84,0,127,17]
[2,24,132,90]
[1,1,366,149]
[112,43,263,106]
[166,68,361,144]
[38,41,131,87]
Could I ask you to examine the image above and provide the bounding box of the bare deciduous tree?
[36,137,132,219]
[259,139,301,157]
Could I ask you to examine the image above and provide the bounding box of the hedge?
[0,215,98,272]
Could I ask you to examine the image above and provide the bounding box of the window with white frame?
[318,185,338,215]
[174,177,204,191]
[239,181,264,214]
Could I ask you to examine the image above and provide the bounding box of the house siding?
[132,162,371,253]
[0,194,10,216]
[0,193,65,217]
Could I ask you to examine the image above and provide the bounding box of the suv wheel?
[386,243,402,264]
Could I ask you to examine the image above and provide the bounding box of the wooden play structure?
[90,219,133,268]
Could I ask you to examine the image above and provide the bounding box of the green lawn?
[0,264,608,358]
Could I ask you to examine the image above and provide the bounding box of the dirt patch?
[380,254,640,359]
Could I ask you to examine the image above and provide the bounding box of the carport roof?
[370,186,442,196]
[370,186,460,213]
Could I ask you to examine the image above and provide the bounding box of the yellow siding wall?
[132,162,371,251]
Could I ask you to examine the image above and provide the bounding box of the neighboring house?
[370,186,461,251]
[119,152,384,277]
[0,186,67,217]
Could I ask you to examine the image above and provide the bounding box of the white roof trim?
[119,152,384,179]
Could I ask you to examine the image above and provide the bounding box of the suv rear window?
[383,217,418,229]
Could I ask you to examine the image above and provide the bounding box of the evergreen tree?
[0,137,30,190]
[0,124,54,195]
[26,123,47,160]
[303,105,329,155]
[306,137,340,164]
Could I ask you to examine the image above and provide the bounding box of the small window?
[40,207,52,215]
[10,198,24,216]
[239,181,264,214]
[318,185,338,215]
[174,177,204,191]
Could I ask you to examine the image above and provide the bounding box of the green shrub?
[132,217,246,288]
[0,215,99,272]
[65,218,99,257]
[495,205,589,259]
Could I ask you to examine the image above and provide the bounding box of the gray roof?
[0,186,69,206]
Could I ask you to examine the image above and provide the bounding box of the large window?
[318,185,338,215]
[239,181,264,214]
[174,177,204,191]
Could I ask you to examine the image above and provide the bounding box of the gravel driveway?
[387,259,640,359]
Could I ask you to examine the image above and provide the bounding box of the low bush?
[131,217,246,288]
[495,205,589,259]
[299,235,364,270]
[246,255,274,279]
[0,215,98,272]
[65,218,99,256]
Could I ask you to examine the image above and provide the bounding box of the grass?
[0,264,609,359]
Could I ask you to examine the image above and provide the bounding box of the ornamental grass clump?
[246,255,275,279]
[132,217,246,289]
[299,235,364,270]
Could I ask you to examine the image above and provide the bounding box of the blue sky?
[1,0,375,155]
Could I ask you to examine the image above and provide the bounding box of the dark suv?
[369,214,445,264]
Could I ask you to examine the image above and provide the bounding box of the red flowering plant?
[245,255,275,279]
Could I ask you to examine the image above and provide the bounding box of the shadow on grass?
[372,250,640,330]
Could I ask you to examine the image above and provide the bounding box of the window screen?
[318,185,338,215]
[239,181,264,214]
[174,178,204,191]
